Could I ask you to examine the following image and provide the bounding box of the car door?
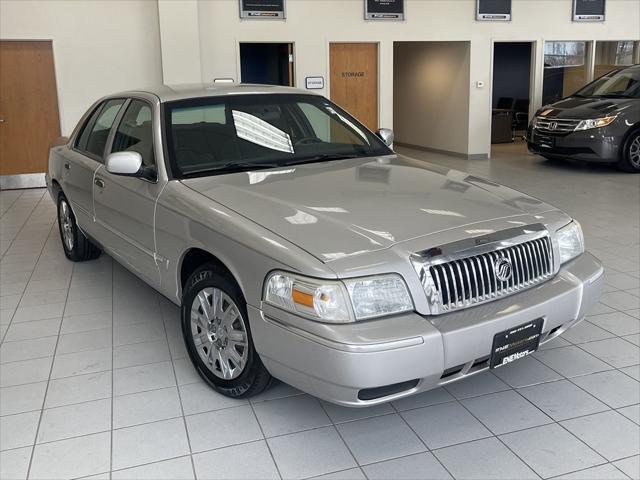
[63,99,125,236]
[93,98,163,288]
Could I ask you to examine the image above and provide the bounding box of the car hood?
[542,96,637,119]
[181,155,552,263]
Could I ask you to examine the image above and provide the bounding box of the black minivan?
[527,65,640,172]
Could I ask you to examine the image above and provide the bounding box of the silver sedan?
[47,84,604,406]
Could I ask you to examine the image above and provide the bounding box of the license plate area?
[490,319,544,369]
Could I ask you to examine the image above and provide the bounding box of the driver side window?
[111,100,155,167]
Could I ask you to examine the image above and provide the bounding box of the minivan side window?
[111,100,155,167]
[76,99,125,159]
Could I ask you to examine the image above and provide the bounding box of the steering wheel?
[294,136,322,146]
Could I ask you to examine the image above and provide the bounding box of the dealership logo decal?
[494,256,513,282]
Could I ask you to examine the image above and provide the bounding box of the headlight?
[575,115,617,131]
[530,116,539,128]
[555,221,584,265]
[264,272,413,322]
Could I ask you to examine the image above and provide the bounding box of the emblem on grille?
[494,257,513,282]
[548,122,558,131]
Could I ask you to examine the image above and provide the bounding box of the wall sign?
[239,0,285,19]
[365,0,404,20]
[305,76,325,90]
[573,0,605,21]
[476,0,511,21]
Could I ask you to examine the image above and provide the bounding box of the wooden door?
[330,43,378,130]
[0,41,61,176]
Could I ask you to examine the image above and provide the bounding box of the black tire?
[57,193,101,262]
[181,263,272,398]
[617,130,640,173]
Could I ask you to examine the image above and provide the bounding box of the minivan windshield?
[575,67,640,99]
[164,94,391,178]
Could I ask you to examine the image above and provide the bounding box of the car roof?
[116,83,317,102]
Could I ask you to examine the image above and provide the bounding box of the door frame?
[236,40,296,87]
[488,39,537,156]
[327,41,381,131]
[0,39,63,189]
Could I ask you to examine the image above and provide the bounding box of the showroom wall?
[393,42,471,156]
[2,0,638,156]
[0,0,162,134]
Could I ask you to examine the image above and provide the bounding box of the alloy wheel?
[190,287,249,380]
[629,135,640,169]
[59,199,74,251]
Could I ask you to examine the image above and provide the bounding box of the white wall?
[195,0,640,157]
[2,0,638,155]
[393,42,471,156]
[0,0,163,135]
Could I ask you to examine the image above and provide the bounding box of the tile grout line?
[109,259,115,480]
[157,297,199,480]
[25,219,73,479]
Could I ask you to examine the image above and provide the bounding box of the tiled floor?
[0,144,639,480]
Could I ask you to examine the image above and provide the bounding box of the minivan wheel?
[618,131,640,173]
[181,264,272,398]
[57,193,101,262]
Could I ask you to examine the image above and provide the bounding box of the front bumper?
[249,252,604,406]
[527,127,619,163]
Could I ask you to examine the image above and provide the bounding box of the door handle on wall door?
[94,177,105,188]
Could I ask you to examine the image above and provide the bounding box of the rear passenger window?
[111,100,154,167]
[77,99,125,159]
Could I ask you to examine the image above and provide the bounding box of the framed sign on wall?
[573,0,605,21]
[239,0,285,19]
[365,0,404,20]
[476,0,511,21]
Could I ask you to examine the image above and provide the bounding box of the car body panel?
[47,83,604,406]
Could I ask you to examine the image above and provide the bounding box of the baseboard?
[0,173,46,190]
[395,142,489,161]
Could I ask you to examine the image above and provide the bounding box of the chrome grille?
[534,117,581,134]
[412,226,555,314]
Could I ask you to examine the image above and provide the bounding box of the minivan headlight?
[575,115,617,131]
[264,272,413,322]
[554,221,584,265]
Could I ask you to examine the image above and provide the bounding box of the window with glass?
[543,41,588,105]
[595,41,640,78]
[76,99,125,158]
[164,94,390,178]
[112,100,154,167]
[575,65,640,99]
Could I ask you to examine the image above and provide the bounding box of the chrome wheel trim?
[59,199,74,251]
[190,287,248,380]
[629,135,640,169]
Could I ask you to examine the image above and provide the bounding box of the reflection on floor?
[0,148,638,479]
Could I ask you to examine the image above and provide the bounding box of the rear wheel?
[618,131,640,173]
[181,264,272,398]
[57,193,101,262]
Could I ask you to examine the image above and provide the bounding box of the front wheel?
[618,131,640,173]
[181,264,272,398]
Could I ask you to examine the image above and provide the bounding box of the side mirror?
[376,128,394,147]
[105,151,143,176]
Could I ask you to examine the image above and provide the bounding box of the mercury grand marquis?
[47,84,604,406]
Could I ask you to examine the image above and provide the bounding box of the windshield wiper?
[183,161,283,176]
[283,153,363,166]
[592,93,632,99]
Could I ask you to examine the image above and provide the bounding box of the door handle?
[0,117,5,123]
[64,162,70,170]
[94,177,105,189]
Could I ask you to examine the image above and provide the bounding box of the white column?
[157,0,202,84]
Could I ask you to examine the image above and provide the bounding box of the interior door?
[93,99,162,287]
[330,43,379,131]
[0,41,61,186]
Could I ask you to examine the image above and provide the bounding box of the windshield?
[575,67,640,99]
[164,94,391,178]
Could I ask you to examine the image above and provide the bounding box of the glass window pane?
[543,41,588,104]
[112,100,154,167]
[595,41,639,78]
[84,99,125,158]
